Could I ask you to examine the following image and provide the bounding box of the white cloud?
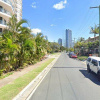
[31,28,42,34]
[32,5,36,8]
[50,24,56,27]
[64,0,67,4]
[53,0,67,10]
[31,2,36,8]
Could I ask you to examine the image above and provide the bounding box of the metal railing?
[0,7,11,16]
[0,20,7,25]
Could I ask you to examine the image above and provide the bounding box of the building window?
[0,6,3,12]
[4,19,6,25]
[0,17,3,24]
[0,28,2,33]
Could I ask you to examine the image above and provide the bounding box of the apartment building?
[0,0,22,33]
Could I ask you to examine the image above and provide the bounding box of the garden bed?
[77,56,88,61]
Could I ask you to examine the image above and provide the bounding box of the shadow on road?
[80,70,100,85]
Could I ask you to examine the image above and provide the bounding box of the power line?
[75,0,99,37]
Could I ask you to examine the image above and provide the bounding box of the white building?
[0,0,22,33]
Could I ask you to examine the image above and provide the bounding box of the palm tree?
[17,27,36,66]
[35,33,49,60]
[78,37,85,42]
[0,15,52,74]
[90,25,99,54]
[0,15,30,71]
[90,25,99,41]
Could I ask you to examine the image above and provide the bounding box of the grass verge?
[51,52,61,56]
[0,58,55,100]
[0,72,14,80]
[77,56,88,61]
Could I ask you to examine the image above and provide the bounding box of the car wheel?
[87,65,91,73]
[97,72,100,81]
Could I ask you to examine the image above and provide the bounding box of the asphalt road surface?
[29,53,100,100]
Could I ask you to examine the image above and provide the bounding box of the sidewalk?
[0,54,60,89]
[0,56,52,88]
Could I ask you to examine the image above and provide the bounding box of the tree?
[78,37,85,42]
[0,15,32,72]
[35,33,49,60]
[49,42,60,53]
[17,27,36,66]
[60,46,66,51]
[0,15,58,75]
[90,25,99,41]
[69,48,74,52]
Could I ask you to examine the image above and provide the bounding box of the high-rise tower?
[58,38,62,46]
[64,29,72,48]
[0,0,22,33]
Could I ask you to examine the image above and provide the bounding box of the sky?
[23,0,100,42]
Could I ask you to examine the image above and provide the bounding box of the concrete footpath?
[13,54,60,100]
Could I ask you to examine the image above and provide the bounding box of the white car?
[86,56,100,80]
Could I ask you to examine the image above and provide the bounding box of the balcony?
[0,19,6,25]
[0,0,14,13]
[0,6,11,15]
[0,19,7,29]
[0,11,11,22]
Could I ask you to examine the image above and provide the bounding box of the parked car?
[71,54,77,58]
[69,52,74,58]
[86,56,100,80]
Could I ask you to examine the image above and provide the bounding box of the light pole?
[90,5,100,57]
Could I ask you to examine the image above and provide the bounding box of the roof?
[89,56,100,61]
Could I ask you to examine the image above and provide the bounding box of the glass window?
[92,60,98,66]
[0,28,2,33]
[87,58,91,62]
[99,61,100,66]
[0,17,2,24]
[0,6,3,12]
[4,20,6,25]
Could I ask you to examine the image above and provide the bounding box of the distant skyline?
[23,0,100,42]
[58,38,62,46]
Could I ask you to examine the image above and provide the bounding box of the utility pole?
[90,5,100,57]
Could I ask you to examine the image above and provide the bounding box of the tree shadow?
[80,70,100,85]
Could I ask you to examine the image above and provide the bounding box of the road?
[29,53,100,100]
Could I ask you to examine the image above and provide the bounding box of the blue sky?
[23,0,100,42]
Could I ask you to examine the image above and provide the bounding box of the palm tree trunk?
[94,33,96,42]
